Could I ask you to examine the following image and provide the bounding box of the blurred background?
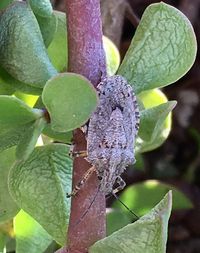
[51,0,200,252]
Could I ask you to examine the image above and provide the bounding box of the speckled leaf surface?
[28,0,53,17]
[0,122,33,153]
[0,66,42,95]
[42,73,98,132]
[16,118,46,161]
[118,2,197,94]
[89,191,172,253]
[8,144,72,245]
[0,2,57,88]
[37,13,57,48]
[0,148,20,223]
[14,210,52,253]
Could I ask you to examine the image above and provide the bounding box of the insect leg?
[113,176,126,194]
[72,184,101,228]
[69,148,88,158]
[112,191,139,220]
[71,150,88,158]
[66,165,96,197]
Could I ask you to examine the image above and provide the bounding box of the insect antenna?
[112,192,139,220]
[72,184,101,228]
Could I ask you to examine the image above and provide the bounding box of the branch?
[66,0,106,87]
[63,1,107,253]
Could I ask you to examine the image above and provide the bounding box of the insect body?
[67,75,140,226]
[87,75,139,195]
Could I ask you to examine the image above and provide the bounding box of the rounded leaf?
[103,36,120,76]
[14,210,52,253]
[0,2,57,88]
[0,66,42,95]
[0,148,20,223]
[14,92,38,108]
[0,96,42,127]
[43,125,73,144]
[138,88,168,109]
[16,118,47,161]
[8,144,72,245]
[0,122,34,153]
[42,73,98,132]
[136,100,177,153]
[47,11,68,72]
[118,2,197,94]
[27,0,53,18]
[33,97,73,143]
[0,81,15,96]
[37,13,57,48]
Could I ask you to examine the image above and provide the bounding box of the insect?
[87,75,139,195]
[67,75,140,223]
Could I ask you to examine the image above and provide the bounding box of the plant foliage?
[0,1,197,252]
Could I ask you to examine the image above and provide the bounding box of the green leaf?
[118,2,197,94]
[106,210,131,236]
[136,101,176,153]
[113,180,192,217]
[8,144,72,245]
[28,0,53,18]
[42,73,98,132]
[37,13,57,48]
[0,232,6,253]
[16,118,47,161]
[0,84,15,96]
[90,191,172,253]
[0,66,42,96]
[0,0,13,10]
[47,11,67,72]
[103,36,120,76]
[0,67,16,94]
[0,122,33,153]
[0,2,57,88]
[43,125,73,144]
[14,210,52,253]
[134,153,145,171]
[0,148,20,223]
[33,97,73,143]
[0,96,42,127]
[14,92,38,108]
[138,88,168,109]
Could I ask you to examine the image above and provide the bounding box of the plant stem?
[65,1,106,253]
[66,0,106,87]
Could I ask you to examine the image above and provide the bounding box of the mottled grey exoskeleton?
[87,75,140,195]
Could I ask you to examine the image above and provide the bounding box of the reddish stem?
[64,1,107,253]
[66,0,106,87]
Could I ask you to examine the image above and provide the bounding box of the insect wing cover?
[87,75,140,194]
